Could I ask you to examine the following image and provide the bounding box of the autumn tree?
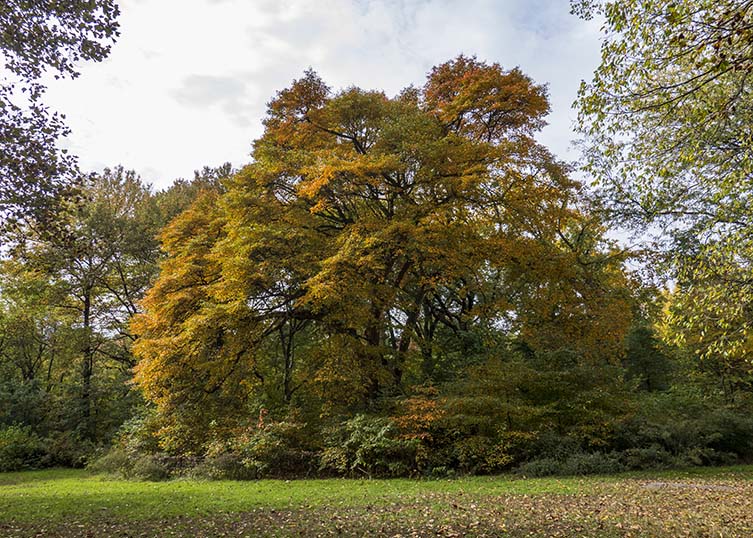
[133,57,634,449]
[132,192,235,449]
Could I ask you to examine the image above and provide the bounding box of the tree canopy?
[0,0,120,236]
[132,57,634,448]
[574,0,753,364]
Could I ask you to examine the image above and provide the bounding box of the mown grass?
[1,466,753,536]
[0,469,584,522]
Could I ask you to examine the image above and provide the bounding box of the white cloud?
[43,0,602,188]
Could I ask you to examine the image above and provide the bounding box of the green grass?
[2,466,753,537]
[0,469,585,522]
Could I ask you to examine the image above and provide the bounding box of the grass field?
[1,466,752,536]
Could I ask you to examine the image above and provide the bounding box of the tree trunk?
[81,290,94,440]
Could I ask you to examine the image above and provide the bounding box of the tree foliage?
[133,57,634,449]
[0,161,240,457]
[0,0,120,235]
[13,168,160,439]
[574,0,753,364]
[154,163,231,223]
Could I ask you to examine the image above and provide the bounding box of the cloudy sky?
[44,0,603,190]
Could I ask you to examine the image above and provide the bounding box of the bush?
[0,425,46,471]
[235,419,316,478]
[677,447,737,467]
[691,409,753,457]
[43,430,96,468]
[87,447,133,477]
[613,393,753,465]
[620,445,675,470]
[130,455,170,481]
[516,457,562,477]
[453,436,513,474]
[320,415,417,477]
[88,447,174,480]
[560,452,624,475]
[87,408,187,480]
[187,413,318,480]
[425,465,457,478]
[517,452,624,477]
[527,431,582,461]
[188,452,255,480]
[116,411,163,456]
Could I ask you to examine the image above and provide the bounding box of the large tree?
[574,0,753,363]
[133,57,633,449]
[0,1,120,236]
[23,167,160,439]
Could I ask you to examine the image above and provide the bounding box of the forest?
[2,0,753,483]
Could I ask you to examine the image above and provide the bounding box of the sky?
[44,0,603,190]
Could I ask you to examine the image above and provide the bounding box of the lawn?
[1,466,752,536]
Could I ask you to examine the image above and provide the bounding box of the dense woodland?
[2,0,753,479]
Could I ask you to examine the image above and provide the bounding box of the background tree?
[623,324,673,393]
[21,167,161,440]
[574,0,753,365]
[0,0,120,236]
[154,163,231,223]
[0,263,76,432]
[0,161,238,461]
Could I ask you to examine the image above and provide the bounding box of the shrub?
[235,419,317,478]
[620,445,675,470]
[497,431,539,463]
[131,455,170,481]
[188,452,254,480]
[43,430,96,468]
[517,452,624,477]
[613,393,753,464]
[678,447,737,467]
[691,409,753,458]
[116,411,163,456]
[88,408,187,479]
[88,447,175,480]
[87,447,133,477]
[0,425,46,471]
[516,457,561,477]
[425,465,457,478]
[320,415,417,477]
[453,436,513,474]
[560,452,624,475]
[188,413,318,480]
[527,431,582,461]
